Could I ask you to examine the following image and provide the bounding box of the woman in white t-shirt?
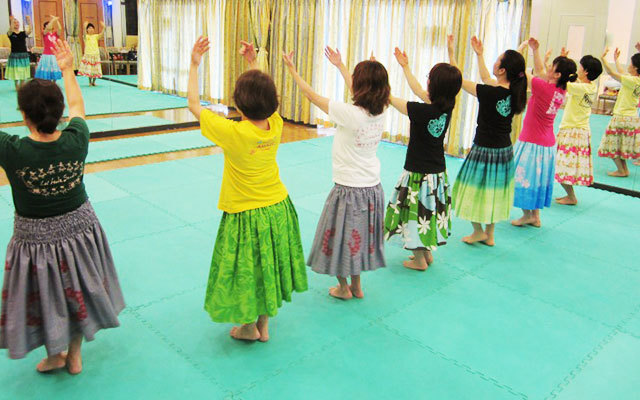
[283,48,390,300]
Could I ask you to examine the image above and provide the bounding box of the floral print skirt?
[307,184,386,277]
[598,115,640,160]
[513,140,556,210]
[384,170,451,251]
[204,197,308,324]
[555,126,593,186]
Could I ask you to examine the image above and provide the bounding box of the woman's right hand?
[191,36,210,66]
[393,47,408,67]
[470,36,483,55]
[53,39,74,71]
[324,46,343,66]
[283,51,296,71]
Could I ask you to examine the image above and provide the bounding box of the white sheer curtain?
[138,0,225,101]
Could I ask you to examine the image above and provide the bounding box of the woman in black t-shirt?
[0,40,124,374]
[447,35,528,246]
[384,48,462,271]
[6,15,32,89]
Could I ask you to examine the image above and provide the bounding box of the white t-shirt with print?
[328,100,385,187]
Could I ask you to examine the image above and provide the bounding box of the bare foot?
[256,317,269,343]
[462,231,489,244]
[633,160,640,166]
[481,237,495,247]
[555,196,577,206]
[230,325,261,341]
[66,353,82,375]
[607,170,629,177]
[329,285,353,300]
[36,353,67,373]
[349,284,364,299]
[425,252,434,265]
[403,258,428,271]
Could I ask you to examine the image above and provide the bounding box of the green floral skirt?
[204,197,308,324]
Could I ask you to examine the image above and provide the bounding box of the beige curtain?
[221,1,252,105]
[138,0,225,101]
[249,0,272,71]
[269,0,319,123]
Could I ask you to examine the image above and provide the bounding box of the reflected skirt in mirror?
[556,127,593,186]
[597,115,640,160]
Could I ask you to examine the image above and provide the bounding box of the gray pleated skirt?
[307,183,386,277]
[0,201,125,359]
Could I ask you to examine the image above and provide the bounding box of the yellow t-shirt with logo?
[84,34,100,55]
[559,82,597,130]
[613,75,640,117]
[200,109,288,213]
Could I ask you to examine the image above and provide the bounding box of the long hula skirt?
[0,201,125,360]
[35,54,63,80]
[598,115,640,160]
[204,197,308,324]
[78,53,103,78]
[513,141,556,210]
[555,127,593,186]
[384,170,451,251]
[5,52,31,81]
[307,184,386,277]
[452,145,515,224]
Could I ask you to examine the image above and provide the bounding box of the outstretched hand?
[393,47,408,67]
[470,36,483,55]
[560,47,570,57]
[528,37,540,51]
[544,49,552,64]
[447,34,455,52]
[602,47,610,59]
[283,50,296,70]
[52,39,74,71]
[324,46,342,66]
[239,40,257,65]
[613,48,621,61]
[191,36,210,66]
[636,42,640,53]
[369,51,376,61]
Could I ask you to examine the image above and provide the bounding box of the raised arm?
[283,51,329,114]
[53,40,85,119]
[394,47,429,102]
[601,48,623,82]
[53,16,63,36]
[187,36,210,120]
[613,48,626,74]
[24,15,32,36]
[528,38,546,79]
[239,40,260,71]
[97,21,105,39]
[471,36,497,86]
[389,95,408,115]
[447,34,478,97]
[325,47,353,94]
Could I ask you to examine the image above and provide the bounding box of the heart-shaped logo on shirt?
[496,95,512,117]
[427,113,448,138]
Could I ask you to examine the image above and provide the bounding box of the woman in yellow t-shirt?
[187,37,308,342]
[78,21,104,86]
[555,55,603,205]
[598,48,640,177]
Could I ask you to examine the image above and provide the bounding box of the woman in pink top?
[512,38,577,227]
[35,15,63,81]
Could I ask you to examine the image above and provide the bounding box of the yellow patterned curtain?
[249,0,272,71]
[62,0,82,70]
[269,0,318,123]
[222,1,252,105]
[138,0,225,100]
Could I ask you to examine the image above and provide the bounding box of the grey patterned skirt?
[307,183,386,277]
[0,201,125,359]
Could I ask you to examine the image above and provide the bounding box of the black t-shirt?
[8,31,28,53]
[473,84,515,148]
[0,118,90,218]
[404,102,450,174]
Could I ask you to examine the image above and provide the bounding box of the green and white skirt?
[452,145,515,224]
[5,52,31,80]
[204,197,308,324]
[384,170,451,251]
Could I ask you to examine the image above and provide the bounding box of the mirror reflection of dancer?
[6,15,32,90]
[188,37,308,342]
[35,15,63,81]
[448,35,528,246]
[597,47,640,176]
[0,40,124,374]
[284,47,389,300]
[78,21,105,86]
[384,47,462,271]
[555,55,603,205]
[511,38,577,227]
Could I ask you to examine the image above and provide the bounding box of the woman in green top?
[0,40,124,374]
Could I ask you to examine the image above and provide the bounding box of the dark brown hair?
[352,60,390,116]
[233,69,279,120]
[18,79,65,134]
[552,56,578,90]
[499,50,528,114]
[427,63,462,113]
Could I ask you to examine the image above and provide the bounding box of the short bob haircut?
[18,79,65,134]
[233,69,279,120]
[352,60,390,116]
